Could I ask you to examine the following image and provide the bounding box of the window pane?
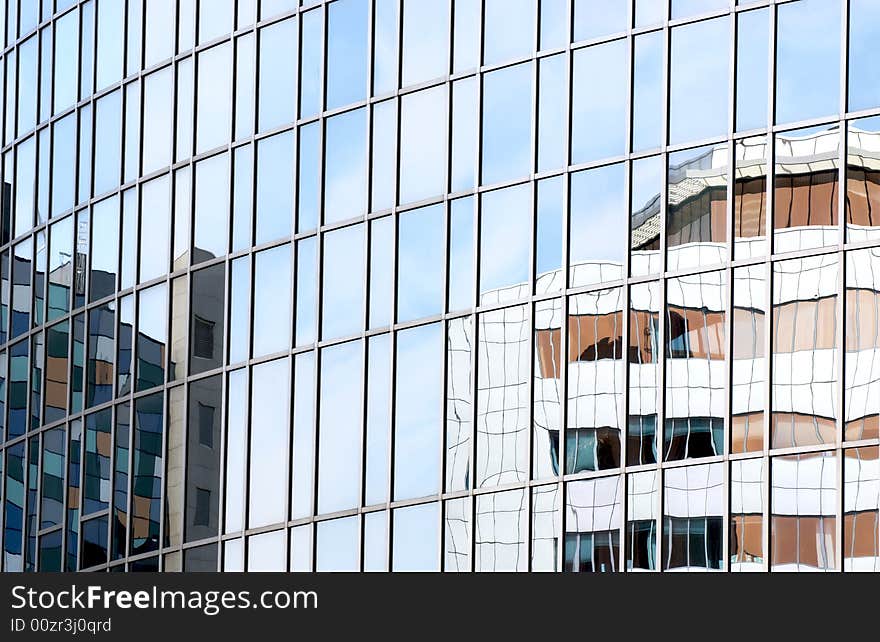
[198,0,232,43]
[630,155,663,277]
[256,131,294,244]
[90,196,119,302]
[258,18,297,132]
[564,476,622,572]
[400,86,447,205]
[364,511,388,571]
[393,502,439,571]
[484,0,533,66]
[139,176,170,283]
[228,257,250,364]
[448,197,474,311]
[51,115,76,217]
[248,358,290,528]
[194,152,230,260]
[569,163,626,288]
[849,0,880,112]
[327,0,368,110]
[574,0,627,42]
[476,305,530,488]
[371,100,397,211]
[317,516,360,571]
[664,271,726,461]
[475,489,528,571]
[771,255,839,449]
[771,452,837,571]
[730,459,765,571]
[402,0,448,87]
[532,486,561,571]
[247,530,286,571]
[322,224,364,340]
[296,237,317,344]
[843,447,880,571]
[846,116,880,242]
[672,0,726,19]
[669,16,729,145]
[373,0,399,94]
[94,90,122,196]
[190,264,225,375]
[318,341,363,514]
[395,323,442,500]
[366,334,391,505]
[773,125,839,253]
[299,9,323,118]
[635,0,665,28]
[87,304,115,408]
[533,298,561,478]
[663,463,724,570]
[482,63,532,185]
[224,369,247,532]
[253,245,292,358]
[628,283,660,466]
[480,184,530,303]
[196,43,232,153]
[666,143,729,271]
[143,68,173,175]
[775,0,840,125]
[96,0,124,91]
[453,0,480,72]
[397,205,444,322]
[566,289,625,473]
[145,0,174,66]
[735,9,769,132]
[137,284,167,392]
[536,176,563,285]
[324,108,367,224]
[538,54,566,173]
[451,78,477,192]
[845,248,880,441]
[291,352,316,519]
[54,10,78,115]
[572,40,627,163]
[731,265,766,454]
[734,135,768,258]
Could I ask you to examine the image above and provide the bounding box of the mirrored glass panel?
[730,458,764,572]
[844,248,880,442]
[843,447,880,572]
[731,265,766,454]
[663,463,724,571]
[564,476,622,572]
[475,489,527,571]
[572,40,627,164]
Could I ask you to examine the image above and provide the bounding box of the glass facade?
[0,0,878,573]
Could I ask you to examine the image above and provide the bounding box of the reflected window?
[771,255,839,448]
[475,489,527,571]
[533,299,562,478]
[186,376,221,543]
[564,477,622,572]
[734,135,768,258]
[663,463,724,571]
[771,452,837,571]
[137,284,167,392]
[844,248,880,442]
[445,497,471,571]
[844,447,880,572]
[190,264,225,374]
[665,272,726,461]
[476,306,530,488]
[566,289,624,473]
[666,144,729,271]
[446,318,473,492]
[731,459,764,572]
[731,265,766,453]
[846,116,880,242]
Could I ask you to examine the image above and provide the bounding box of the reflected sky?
[482,62,532,186]
[480,184,530,301]
[572,39,627,163]
[398,205,444,323]
[322,224,364,340]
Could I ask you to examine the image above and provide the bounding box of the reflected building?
[1,0,879,573]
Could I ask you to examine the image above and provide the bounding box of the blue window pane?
[480,184,531,302]
[317,516,360,572]
[96,0,124,91]
[196,43,232,154]
[776,0,840,125]
[259,18,297,132]
[633,31,663,152]
[574,0,627,42]
[400,86,447,205]
[322,224,365,340]
[298,123,320,232]
[736,9,769,132]
[327,0,368,110]
[54,10,78,115]
[324,108,366,224]
[256,131,294,244]
[572,39,628,163]
[373,0,399,94]
[397,204,444,322]
[253,245,292,358]
[849,0,880,112]
[670,16,729,145]
[299,9,323,118]
[672,0,727,20]
[393,502,439,571]
[538,54,566,172]
[448,197,474,311]
[482,63,532,186]
[484,0,534,66]
[402,0,449,86]
[296,237,317,345]
[94,90,122,196]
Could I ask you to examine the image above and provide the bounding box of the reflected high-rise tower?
[0,0,878,573]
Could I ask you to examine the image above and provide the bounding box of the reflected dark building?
[1,0,880,574]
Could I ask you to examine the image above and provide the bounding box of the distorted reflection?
[666,144,729,272]
[630,156,662,277]
[771,452,837,571]
[845,248,880,441]
[628,282,660,465]
[185,376,221,544]
[843,447,880,572]
[774,125,840,252]
[734,135,768,258]
[475,489,527,571]
[444,497,471,572]
[664,272,726,461]
[564,476,622,572]
[731,265,765,453]
[531,485,561,571]
[730,459,764,571]
[566,288,624,473]
[846,116,880,242]
[771,255,838,448]
[626,470,657,571]
[663,463,724,571]
[446,317,472,492]
[533,298,562,478]
[476,306,529,488]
